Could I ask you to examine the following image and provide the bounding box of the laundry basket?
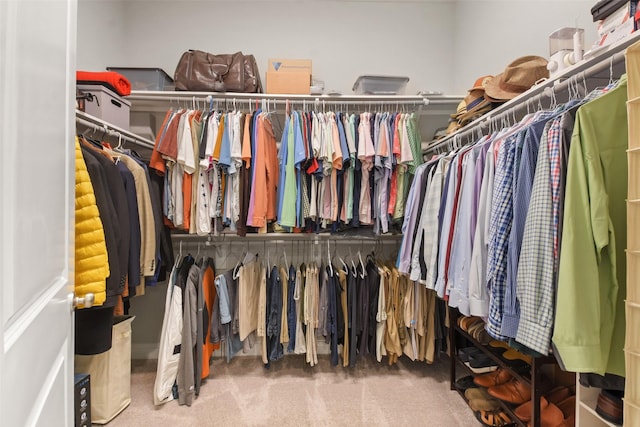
[75,315,135,424]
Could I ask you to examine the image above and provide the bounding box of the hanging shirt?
[447,142,482,315]
[358,113,375,225]
[280,114,298,228]
[553,78,628,377]
[276,114,290,224]
[514,118,557,354]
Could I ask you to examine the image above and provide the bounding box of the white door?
[0,0,77,426]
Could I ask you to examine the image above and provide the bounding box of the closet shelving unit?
[449,307,556,427]
[426,31,640,427]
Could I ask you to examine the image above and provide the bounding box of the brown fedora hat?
[484,56,549,101]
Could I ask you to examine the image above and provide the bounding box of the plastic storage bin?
[77,84,130,130]
[107,67,174,91]
[352,75,409,95]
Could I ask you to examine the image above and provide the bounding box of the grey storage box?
[77,84,131,130]
[107,67,174,91]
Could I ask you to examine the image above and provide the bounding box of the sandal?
[476,410,513,426]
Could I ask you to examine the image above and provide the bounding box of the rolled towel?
[76,70,131,96]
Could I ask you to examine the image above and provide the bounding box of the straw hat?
[484,56,549,101]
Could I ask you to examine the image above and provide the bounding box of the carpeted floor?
[104,355,479,426]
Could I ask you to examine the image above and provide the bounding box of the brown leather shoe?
[488,378,532,405]
[514,386,571,422]
[474,367,513,388]
[595,390,623,425]
[526,402,564,427]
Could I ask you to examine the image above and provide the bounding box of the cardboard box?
[266,58,312,94]
[75,316,135,425]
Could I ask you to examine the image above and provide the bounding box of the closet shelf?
[426,30,640,154]
[76,110,155,149]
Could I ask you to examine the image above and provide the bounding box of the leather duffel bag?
[174,49,262,93]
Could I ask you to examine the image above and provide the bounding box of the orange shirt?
[201,262,219,378]
[149,110,172,174]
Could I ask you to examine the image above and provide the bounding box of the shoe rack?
[625,40,640,427]
[448,307,557,427]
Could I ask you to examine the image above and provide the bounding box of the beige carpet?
[104,355,479,427]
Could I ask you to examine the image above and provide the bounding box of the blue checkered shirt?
[486,134,517,340]
[515,117,561,355]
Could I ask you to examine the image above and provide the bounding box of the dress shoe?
[488,378,532,405]
[596,389,623,425]
[458,346,482,362]
[454,375,477,392]
[469,353,496,369]
[474,367,513,388]
[514,386,571,422]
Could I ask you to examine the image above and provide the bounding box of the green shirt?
[553,75,628,377]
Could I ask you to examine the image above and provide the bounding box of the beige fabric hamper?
[75,315,135,424]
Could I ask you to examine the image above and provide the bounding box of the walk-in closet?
[1,1,637,426]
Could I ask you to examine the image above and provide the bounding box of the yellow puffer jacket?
[75,137,109,307]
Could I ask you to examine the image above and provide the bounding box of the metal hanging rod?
[425,31,640,154]
[75,110,155,149]
[127,90,462,107]
[171,232,402,242]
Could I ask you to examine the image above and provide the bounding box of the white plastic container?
[352,75,409,95]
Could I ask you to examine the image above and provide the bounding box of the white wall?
[78,0,601,96]
[451,0,597,94]
[77,0,128,71]
[86,0,457,95]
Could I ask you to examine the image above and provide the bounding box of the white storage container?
[77,84,131,130]
[352,75,409,95]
